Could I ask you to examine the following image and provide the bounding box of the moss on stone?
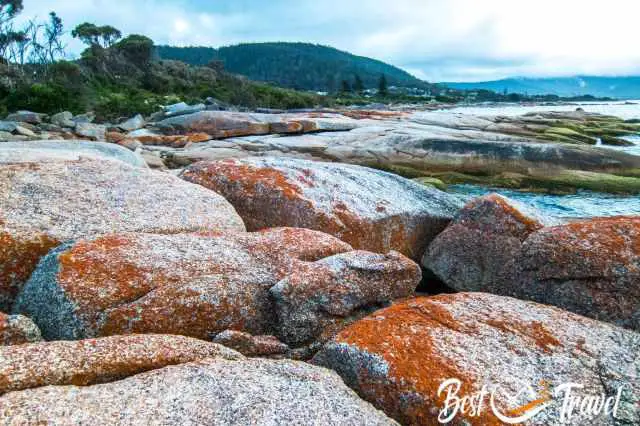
[412,177,448,191]
[497,170,640,195]
[421,169,640,195]
[543,127,596,144]
[363,163,428,179]
[516,116,640,146]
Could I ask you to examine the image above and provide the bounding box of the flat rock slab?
[0,357,397,425]
[14,228,420,348]
[156,111,361,138]
[0,334,241,395]
[0,158,245,310]
[313,293,640,425]
[181,157,462,260]
[0,140,147,167]
[0,312,41,346]
[424,194,640,331]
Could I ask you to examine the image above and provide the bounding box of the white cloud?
[14,0,640,81]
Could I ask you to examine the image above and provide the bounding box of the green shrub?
[116,35,154,66]
[93,89,162,121]
[4,83,86,114]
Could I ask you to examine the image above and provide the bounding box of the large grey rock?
[181,157,462,260]
[157,110,270,137]
[74,122,107,141]
[37,123,65,133]
[150,111,640,195]
[271,250,421,346]
[5,111,43,124]
[504,216,640,331]
[161,102,206,119]
[13,125,36,137]
[0,140,147,167]
[50,111,75,128]
[0,358,397,425]
[71,112,95,124]
[0,158,245,310]
[118,114,146,132]
[156,111,361,138]
[0,133,27,142]
[314,293,640,425]
[0,121,17,133]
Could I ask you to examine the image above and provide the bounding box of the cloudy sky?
[17,0,640,82]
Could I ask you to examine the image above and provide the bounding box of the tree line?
[339,74,388,96]
[0,0,154,70]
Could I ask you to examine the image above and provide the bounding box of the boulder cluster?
[0,114,638,424]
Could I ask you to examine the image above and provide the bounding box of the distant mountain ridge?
[444,76,640,99]
[156,42,429,92]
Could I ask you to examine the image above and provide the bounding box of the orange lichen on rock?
[485,319,562,354]
[57,235,160,316]
[510,215,640,330]
[526,216,640,275]
[270,121,305,134]
[181,157,461,261]
[16,227,421,352]
[17,228,371,341]
[469,193,547,237]
[0,229,59,311]
[183,159,303,202]
[105,131,126,143]
[315,296,500,425]
[124,132,212,148]
[426,194,640,331]
[341,110,406,120]
[313,292,640,425]
[1,158,245,311]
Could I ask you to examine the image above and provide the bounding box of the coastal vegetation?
[0,1,328,119]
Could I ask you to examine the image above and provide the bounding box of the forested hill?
[156,42,429,91]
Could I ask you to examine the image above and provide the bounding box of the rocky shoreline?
[0,105,638,425]
[2,104,640,195]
